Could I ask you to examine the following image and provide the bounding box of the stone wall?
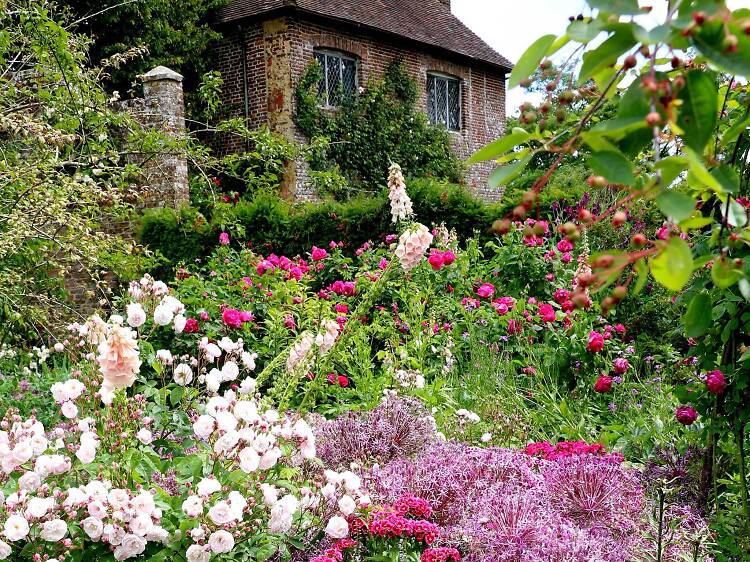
[213,15,507,201]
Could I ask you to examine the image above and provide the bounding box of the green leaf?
[656,191,696,222]
[721,112,750,146]
[509,34,557,89]
[587,150,635,185]
[712,257,742,289]
[468,129,531,163]
[579,29,636,83]
[650,237,693,291]
[676,70,718,153]
[634,24,671,45]
[567,20,602,43]
[488,156,531,187]
[683,292,712,338]
[691,19,750,76]
[586,0,641,14]
[711,165,740,194]
[655,156,688,185]
[684,147,723,192]
[679,215,713,230]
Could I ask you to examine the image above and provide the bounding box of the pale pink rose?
[208,530,235,553]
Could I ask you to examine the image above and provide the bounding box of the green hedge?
[138,178,586,276]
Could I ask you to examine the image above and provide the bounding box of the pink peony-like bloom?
[553,289,570,304]
[705,370,726,395]
[561,252,572,264]
[442,250,456,265]
[557,239,574,252]
[675,405,698,426]
[594,375,613,393]
[476,283,495,299]
[586,331,605,353]
[97,324,142,394]
[613,358,629,374]
[538,304,556,323]
[219,232,230,245]
[311,246,329,261]
[239,310,254,322]
[222,308,242,329]
[182,318,199,333]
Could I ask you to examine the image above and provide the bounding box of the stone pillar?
[139,66,189,208]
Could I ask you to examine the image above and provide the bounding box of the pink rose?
[594,375,612,393]
[587,331,605,353]
[705,370,726,395]
[613,358,629,374]
[222,308,242,329]
[538,304,556,323]
[311,246,328,261]
[442,250,456,265]
[427,252,444,271]
[476,283,495,299]
[219,232,230,245]
[675,406,698,426]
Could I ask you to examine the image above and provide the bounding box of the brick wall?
[213,15,507,201]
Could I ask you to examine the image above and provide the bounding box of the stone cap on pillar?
[141,66,183,83]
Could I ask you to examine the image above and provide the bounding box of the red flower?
[705,370,726,395]
[594,375,613,393]
[586,331,605,352]
[675,405,698,426]
[338,375,349,387]
[183,318,199,333]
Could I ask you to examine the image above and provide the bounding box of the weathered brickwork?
[213,14,507,201]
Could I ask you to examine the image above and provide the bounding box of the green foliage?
[295,60,463,196]
[64,0,228,96]
[139,178,511,273]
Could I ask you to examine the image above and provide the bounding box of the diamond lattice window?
[314,50,357,107]
[427,74,461,131]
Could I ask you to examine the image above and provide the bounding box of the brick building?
[213,0,512,200]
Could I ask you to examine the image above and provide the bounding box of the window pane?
[427,75,437,125]
[326,54,341,106]
[342,58,356,99]
[448,80,460,130]
[314,53,326,101]
[435,78,448,127]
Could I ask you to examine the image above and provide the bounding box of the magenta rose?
[586,331,605,353]
[538,304,556,323]
[705,370,727,395]
[675,406,698,426]
[476,283,495,298]
[222,308,242,329]
[594,375,613,393]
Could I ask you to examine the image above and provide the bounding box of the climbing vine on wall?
[295,59,463,197]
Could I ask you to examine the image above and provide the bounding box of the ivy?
[294,59,462,197]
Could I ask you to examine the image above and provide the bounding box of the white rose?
[18,471,41,491]
[337,495,356,515]
[63,378,86,400]
[126,303,146,328]
[259,448,281,470]
[76,446,96,464]
[0,540,11,559]
[238,447,259,473]
[186,544,210,562]
[214,411,238,433]
[129,514,153,537]
[205,369,222,393]
[61,401,78,419]
[114,533,146,560]
[153,305,173,326]
[81,516,103,540]
[208,501,234,525]
[173,314,187,334]
[174,364,193,386]
[260,484,278,506]
[192,416,215,439]
[181,495,203,518]
[25,497,54,518]
[238,377,257,395]
[136,429,153,445]
[108,489,129,510]
[221,361,239,381]
[3,515,29,541]
[324,515,349,539]
[208,530,235,553]
[196,477,221,497]
[131,492,155,516]
[340,471,361,492]
[41,519,67,541]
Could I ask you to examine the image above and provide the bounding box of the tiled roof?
[215,0,513,71]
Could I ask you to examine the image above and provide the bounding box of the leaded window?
[314,50,357,107]
[427,73,461,131]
